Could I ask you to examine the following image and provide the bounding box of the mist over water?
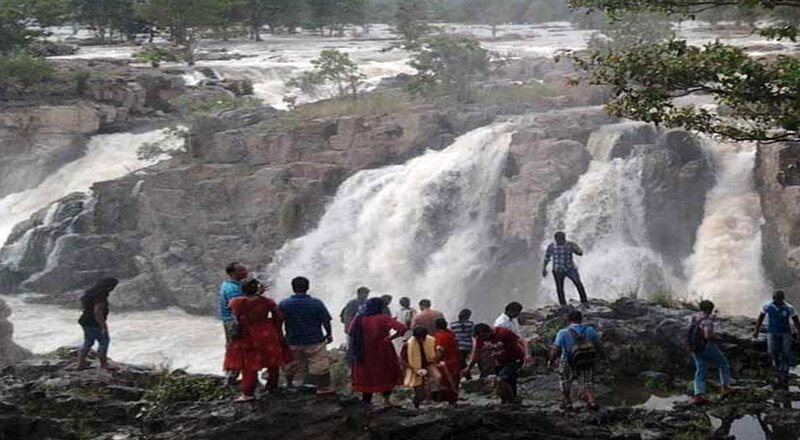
[269,122,514,330]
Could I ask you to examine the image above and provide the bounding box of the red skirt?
[224,319,292,372]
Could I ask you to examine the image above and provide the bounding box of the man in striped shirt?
[449,309,474,378]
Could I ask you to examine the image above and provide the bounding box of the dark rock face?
[756,143,800,295]
[0,297,30,367]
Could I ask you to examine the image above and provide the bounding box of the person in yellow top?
[400,326,441,408]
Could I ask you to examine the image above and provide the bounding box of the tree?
[0,53,54,97]
[585,10,673,52]
[71,0,141,43]
[395,0,431,49]
[569,0,800,143]
[0,0,68,55]
[285,49,366,101]
[407,34,491,103]
[466,0,514,38]
[135,0,233,46]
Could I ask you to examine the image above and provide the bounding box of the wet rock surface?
[2,300,800,439]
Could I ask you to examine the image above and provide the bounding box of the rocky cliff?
[0,297,30,366]
[757,143,800,296]
[1,300,798,440]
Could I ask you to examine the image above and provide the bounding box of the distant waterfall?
[269,122,514,328]
[542,154,678,303]
[685,140,769,314]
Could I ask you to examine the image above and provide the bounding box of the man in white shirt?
[494,302,523,336]
[494,302,533,366]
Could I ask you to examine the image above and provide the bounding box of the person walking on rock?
[401,326,441,408]
[463,323,526,404]
[495,302,534,367]
[348,297,407,406]
[220,262,248,383]
[341,286,369,333]
[449,309,474,378]
[542,231,588,305]
[76,277,119,371]
[225,279,292,402]
[754,290,800,389]
[549,310,602,410]
[689,300,732,405]
[412,299,444,335]
[280,276,335,395]
[434,318,461,405]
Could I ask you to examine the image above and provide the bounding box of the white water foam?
[685,140,769,314]
[2,295,223,374]
[0,128,181,248]
[269,122,514,330]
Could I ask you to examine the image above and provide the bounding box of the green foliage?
[0,54,54,97]
[71,0,141,43]
[395,0,433,50]
[286,49,365,101]
[649,291,679,308]
[135,0,234,45]
[407,34,491,103]
[73,71,90,95]
[133,46,179,67]
[139,370,232,420]
[539,317,566,343]
[568,0,783,16]
[643,375,669,390]
[280,198,301,235]
[585,11,674,52]
[572,38,800,142]
[0,0,68,55]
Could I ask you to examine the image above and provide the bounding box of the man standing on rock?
[280,276,335,395]
[754,290,800,389]
[76,277,119,371]
[220,262,248,384]
[549,310,602,411]
[689,300,732,404]
[412,299,445,335]
[340,286,369,333]
[542,231,588,306]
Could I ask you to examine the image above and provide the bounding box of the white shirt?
[494,313,522,336]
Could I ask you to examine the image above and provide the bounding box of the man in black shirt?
[76,277,119,370]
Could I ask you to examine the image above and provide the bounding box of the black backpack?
[687,321,706,353]
[567,327,598,369]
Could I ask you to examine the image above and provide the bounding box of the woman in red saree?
[349,297,407,406]
[224,279,292,402]
[434,317,462,405]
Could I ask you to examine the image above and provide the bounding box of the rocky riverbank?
[2,299,800,440]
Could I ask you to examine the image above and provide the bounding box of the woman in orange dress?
[349,297,407,406]
[434,317,462,404]
[224,279,292,402]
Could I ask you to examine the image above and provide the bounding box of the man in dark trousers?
[543,231,588,306]
[754,290,800,389]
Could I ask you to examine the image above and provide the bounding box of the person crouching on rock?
[348,297,407,407]
[76,277,119,371]
[463,323,526,404]
[401,326,441,408]
[548,310,603,411]
[225,278,293,402]
[434,318,461,405]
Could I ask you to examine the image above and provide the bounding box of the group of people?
[70,240,800,409]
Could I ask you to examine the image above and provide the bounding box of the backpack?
[687,321,706,353]
[567,327,598,369]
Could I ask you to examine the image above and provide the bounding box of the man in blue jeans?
[690,300,732,405]
[542,231,588,305]
[754,290,800,389]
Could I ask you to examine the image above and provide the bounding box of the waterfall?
[685,139,769,314]
[269,122,514,329]
[0,128,182,249]
[542,155,678,303]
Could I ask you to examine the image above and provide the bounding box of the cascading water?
[542,154,678,303]
[269,122,515,329]
[685,139,769,314]
[0,128,181,248]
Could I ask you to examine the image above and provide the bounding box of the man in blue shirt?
[219,262,248,383]
[279,276,335,395]
[548,310,602,410]
[754,290,800,389]
[542,231,588,306]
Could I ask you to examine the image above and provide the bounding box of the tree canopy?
[570,0,800,142]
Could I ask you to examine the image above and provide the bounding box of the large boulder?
[756,143,800,294]
[0,298,30,366]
